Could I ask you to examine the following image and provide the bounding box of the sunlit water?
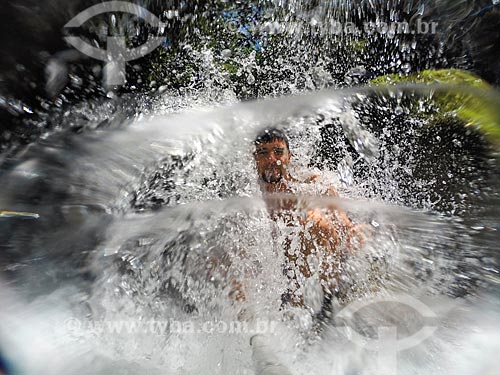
[0,85,499,375]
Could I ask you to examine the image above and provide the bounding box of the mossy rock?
[370,69,500,145]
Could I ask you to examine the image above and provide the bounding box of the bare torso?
[228,174,364,307]
[264,175,355,306]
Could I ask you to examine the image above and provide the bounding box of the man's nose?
[266,152,278,162]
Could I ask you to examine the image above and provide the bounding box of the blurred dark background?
[0,0,499,154]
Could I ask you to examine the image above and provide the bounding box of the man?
[252,127,364,308]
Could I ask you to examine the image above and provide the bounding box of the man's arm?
[206,251,247,304]
[322,184,369,249]
[229,278,246,302]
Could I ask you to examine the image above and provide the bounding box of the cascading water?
[1,85,499,374]
[0,1,499,375]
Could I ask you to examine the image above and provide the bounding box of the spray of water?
[0,84,499,374]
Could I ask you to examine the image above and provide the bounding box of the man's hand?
[229,278,246,302]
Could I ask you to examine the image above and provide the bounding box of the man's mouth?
[261,168,282,183]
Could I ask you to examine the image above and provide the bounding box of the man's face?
[254,139,291,183]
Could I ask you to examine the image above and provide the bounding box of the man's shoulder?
[302,171,340,197]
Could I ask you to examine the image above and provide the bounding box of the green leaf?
[370,69,500,145]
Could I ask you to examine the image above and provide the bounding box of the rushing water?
[0,84,499,375]
[1,1,500,374]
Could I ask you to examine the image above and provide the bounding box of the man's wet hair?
[254,127,290,150]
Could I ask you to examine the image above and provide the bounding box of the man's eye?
[256,150,267,156]
[274,149,284,156]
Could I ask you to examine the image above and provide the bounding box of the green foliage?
[370,69,500,145]
[370,69,489,87]
[142,0,375,100]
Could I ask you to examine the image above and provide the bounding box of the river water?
[0,84,499,374]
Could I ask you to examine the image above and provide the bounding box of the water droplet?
[22,105,33,114]
[165,10,178,19]
[340,112,380,161]
[338,157,354,186]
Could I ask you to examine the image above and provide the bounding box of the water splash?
[1,84,499,374]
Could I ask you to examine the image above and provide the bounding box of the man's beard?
[261,169,283,183]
